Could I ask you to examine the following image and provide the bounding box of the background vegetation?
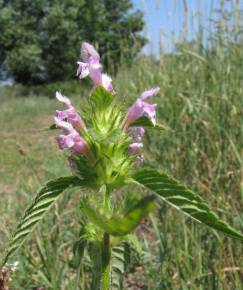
[0,0,146,83]
[0,0,242,289]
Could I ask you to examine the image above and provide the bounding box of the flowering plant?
[2,43,243,290]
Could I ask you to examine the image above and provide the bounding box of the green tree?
[0,0,45,83]
[0,0,146,84]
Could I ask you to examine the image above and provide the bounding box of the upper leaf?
[132,168,243,241]
[130,116,170,131]
[2,176,82,266]
[81,195,156,236]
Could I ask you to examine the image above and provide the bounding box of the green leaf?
[130,116,170,131]
[91,86,115,110]
[81,195,156,236]
[2,176,82,266]
[132,168,243,241]
[42,123,58,131]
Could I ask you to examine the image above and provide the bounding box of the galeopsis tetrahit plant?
[2,42,243,290]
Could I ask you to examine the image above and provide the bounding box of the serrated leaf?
[91,86,114,110]
[132,168,243,241]
[2,176,82,266]
[130,116,170,131]
[81,195,156,236]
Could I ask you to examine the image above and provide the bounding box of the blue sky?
[132,0,241,54]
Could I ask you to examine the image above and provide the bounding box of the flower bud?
[81,42,100,62]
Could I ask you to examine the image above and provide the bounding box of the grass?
[115,46,243,289]
[1,12,243,290]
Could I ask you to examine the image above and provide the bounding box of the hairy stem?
[102,233,111,290]
[103,185,110,214]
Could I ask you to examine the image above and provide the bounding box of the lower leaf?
[2,176,82,266]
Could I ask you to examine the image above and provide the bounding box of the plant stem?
[103,185,110,214]
[102,233,111,290]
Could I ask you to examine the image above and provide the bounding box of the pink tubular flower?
[54,117,89,157]
[125,87,160,127]
[76,42,113,92]
[81,42,100,62]
[140,87,160,100]
[55,92,86,130]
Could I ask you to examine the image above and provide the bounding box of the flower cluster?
[54,42,159,182]
[125,87,160,162]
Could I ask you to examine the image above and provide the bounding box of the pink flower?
[80,42,100,63]
[128,143,144,165]
[140,87,160,100]
[54,117,89,157]
[55,92,86,130]
[125,87,160,127]
[76,60,102,80]
[76,42,113,92]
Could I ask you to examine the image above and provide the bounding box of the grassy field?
[0,42,242,289]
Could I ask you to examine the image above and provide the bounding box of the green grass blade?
[132,168,243,241]
[2,176,82,266]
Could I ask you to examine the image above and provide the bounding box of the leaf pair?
[3,167,242,266]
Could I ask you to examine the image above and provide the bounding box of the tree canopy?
[0,0,146,84]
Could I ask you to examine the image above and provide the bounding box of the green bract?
[69,87,134,190]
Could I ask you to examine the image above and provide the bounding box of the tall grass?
[0,0,242,289]
[115,44,243,289]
